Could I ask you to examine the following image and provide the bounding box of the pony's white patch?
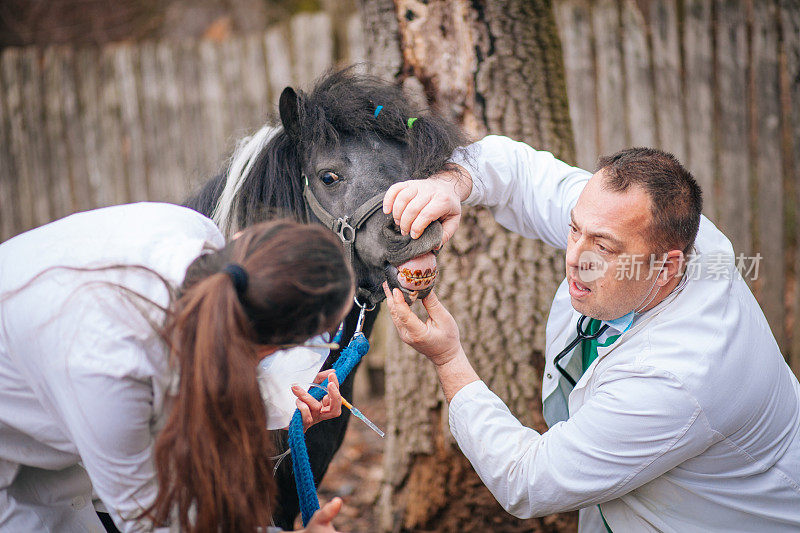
[212,124,280,238]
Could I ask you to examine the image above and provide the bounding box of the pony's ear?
[279,87,301,139]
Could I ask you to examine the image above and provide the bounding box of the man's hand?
[382,283,462,366]
[382,166,471,246]
[382,283,480,402]
[300,497,343,532]
[291,370,342,431]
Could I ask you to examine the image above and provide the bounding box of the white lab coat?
[0,203,224,532]
[448,136,800,532]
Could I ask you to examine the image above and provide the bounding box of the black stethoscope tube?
[553,315,609,387]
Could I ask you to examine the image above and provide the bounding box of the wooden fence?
[0,11,363,240]
[555,0,800,370]
[1,3,799,367]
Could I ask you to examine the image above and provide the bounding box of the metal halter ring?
[333,217,356,244]
[352,295,376,337]
[354,295,376,312]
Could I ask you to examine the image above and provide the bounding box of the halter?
[302,175,385,299]
[300,110,418,292]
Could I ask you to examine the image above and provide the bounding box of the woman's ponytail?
[145,220,353,532]
[149,270,274,532]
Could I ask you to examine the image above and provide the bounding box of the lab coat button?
[71,496,87,510]
[546,373,552,379]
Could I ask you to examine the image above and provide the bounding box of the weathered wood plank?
[291,12,334,87]
[155,40,187,202]
[682,0,717,219]
[714,0,751,257]
[649,0,687,162]
[58,47,92,215]
[781,0,800,372]
[98,46,129,206]
[592,0,628,157]
[620,0,656,149]
[219,37,249,141]
[176,40,212,191]
[240,33,271,129]
[137,41,167,202]
[198,39,230,176]
[21,47,53,226]
[42,47,76,222]
[0,50,20,241]
[113,44,149,202]
[3,49,38,233]
[264,26,294,105]
[752,0,785,349]
[76,47,109,208]
[554,0,598,169]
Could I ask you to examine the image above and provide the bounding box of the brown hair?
[597,147,703,255]
[146,220,354,532]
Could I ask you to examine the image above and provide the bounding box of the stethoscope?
[552,251,692,388]
[553,315,608,387]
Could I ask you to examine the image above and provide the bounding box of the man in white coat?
[381,135,800,532]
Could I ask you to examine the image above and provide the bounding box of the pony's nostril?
[386,218,402,234]
[383,215,411,242]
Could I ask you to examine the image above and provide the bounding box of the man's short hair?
[597,148,703,255]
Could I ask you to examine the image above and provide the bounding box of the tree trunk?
[360,0,579,531]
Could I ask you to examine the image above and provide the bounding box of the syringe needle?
[305,382,385,438]
[342,398,385,438]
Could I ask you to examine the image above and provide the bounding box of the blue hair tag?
[374,105,383,117]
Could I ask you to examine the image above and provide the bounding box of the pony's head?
[205,67,468,306]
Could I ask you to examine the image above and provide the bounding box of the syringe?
[306,382,385,438]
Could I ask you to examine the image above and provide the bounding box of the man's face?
[565,171,660,320]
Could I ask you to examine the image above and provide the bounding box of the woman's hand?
[299,497,343,532]
[382,167,470,246]
[382,284,462,366]
[291,370,343,431]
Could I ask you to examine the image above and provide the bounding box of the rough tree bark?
[360,1,580,531]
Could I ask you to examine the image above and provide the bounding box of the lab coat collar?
[542,267,691,413]
[572,271,691,392]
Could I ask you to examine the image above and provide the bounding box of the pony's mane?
[199,66,467,238]
[211,125,279,236]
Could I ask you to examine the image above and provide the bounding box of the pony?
[184,66,467,528]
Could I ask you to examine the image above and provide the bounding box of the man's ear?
[659,249,686,285]
[279,87,300,139]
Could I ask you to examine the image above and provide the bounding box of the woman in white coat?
[0,202,351,532]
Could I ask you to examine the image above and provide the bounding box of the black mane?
[185,66,467,229]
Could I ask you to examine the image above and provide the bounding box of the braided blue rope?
[288,333,370,526]
[332,321,345,345]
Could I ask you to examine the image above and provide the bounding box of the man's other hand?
[382,283,462,366]
[382,167,470,246]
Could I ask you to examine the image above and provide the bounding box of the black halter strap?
[302,176,385,304]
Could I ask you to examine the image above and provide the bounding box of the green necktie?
[581,318,620,373]
[580,318,619,533]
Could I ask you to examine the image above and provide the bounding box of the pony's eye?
[320,171,340,185]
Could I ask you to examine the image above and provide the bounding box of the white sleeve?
[450,135,590,250]
[448,368,713,518]
[45,337,162,532]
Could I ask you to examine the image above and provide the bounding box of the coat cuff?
[449,145,485,206]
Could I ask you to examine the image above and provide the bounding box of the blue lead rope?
[287,333,370,526]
